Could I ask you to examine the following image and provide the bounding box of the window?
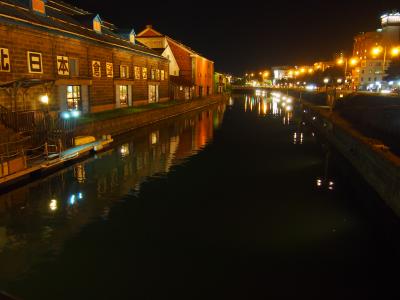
[67,85,81,110]
[134,66,141,79]
[151,69,155,80]
[161,70,165,81]
[69,58,79,77]
[119,85,128,106]
[120,65,129,78]
[130,32,135,44]
[31,0,45,15]
[93,15,102,33]
[156,69,160,80]
[142,67,147,80]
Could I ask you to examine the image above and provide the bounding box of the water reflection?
[244,94,293,123]
[0,102,226,283]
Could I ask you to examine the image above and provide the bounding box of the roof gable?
[137,25,163,37]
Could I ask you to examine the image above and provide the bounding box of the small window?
[134,66,141,79]
[130,33,135,44]
[120,65,129,78]
[119,85,128,107]
[93,15,102,34]
[161,70,165,81]
[67,85,81,110]
[69,58,79,77]
[156,69,160,80]
[142,67,147,80]
[31,0,46,15]
[151,69,155,80]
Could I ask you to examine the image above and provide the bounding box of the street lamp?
[324,78,329,93]
[336,56,359,82]
[371,45,400,72]
[40,94,49,105]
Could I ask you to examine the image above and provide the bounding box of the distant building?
[352,12,400,89]
[0,0,169,113]
[137,26,214,100]
[313,61,334,72]
[271,66,290,81]
[214,72,231,94]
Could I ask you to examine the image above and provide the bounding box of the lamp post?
[371,45,400,73]
[323,78,329,92]
[39,94,50,159]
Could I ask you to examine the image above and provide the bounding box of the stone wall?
[303,102,400,216]
[76,96,227,138]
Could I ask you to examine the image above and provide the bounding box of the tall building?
[137,26,214,100]
[352,12,400,90]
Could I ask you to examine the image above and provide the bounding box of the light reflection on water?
[1,95,400,299]
[0,103,226,282]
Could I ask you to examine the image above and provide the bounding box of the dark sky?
[67,0,400,75]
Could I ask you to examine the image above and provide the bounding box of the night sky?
[67,0,400,75]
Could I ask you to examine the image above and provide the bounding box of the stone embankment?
[76,96,227,138]
[302,99,400,217]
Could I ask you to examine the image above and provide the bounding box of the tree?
[385,59,400,81]
[322,66,344,82]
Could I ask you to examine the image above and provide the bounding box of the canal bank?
[302,100,400,216]
[76,96,228,137]
[0,96,227,191]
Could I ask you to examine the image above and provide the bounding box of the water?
[0,95,400,299]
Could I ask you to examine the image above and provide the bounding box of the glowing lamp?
[40,94,49,105]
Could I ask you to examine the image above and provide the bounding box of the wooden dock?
[0,137,113,190]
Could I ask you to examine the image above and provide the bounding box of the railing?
[0,104,37,133]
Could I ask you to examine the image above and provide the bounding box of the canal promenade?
[0,96,227,191]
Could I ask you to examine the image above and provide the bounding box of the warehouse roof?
[0,0,167,59]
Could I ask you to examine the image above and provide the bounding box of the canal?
[1,94,400,299]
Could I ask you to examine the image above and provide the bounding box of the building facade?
[0,0,169,113]
[214,72,231,94]
[352,12,400,89]
[137,26,214,100]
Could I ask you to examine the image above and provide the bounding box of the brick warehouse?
[0,0,169,114]
[137,25,214,101]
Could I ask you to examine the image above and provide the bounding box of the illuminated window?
[134,66,141,79]
[31,0,46,15]
[119,85,128,106]
[120,65,129,78]
[151,69,155,80]
[130,32,136,44]
[93,15,102,33]
[161,70,165,81]
[142,67,147,80]
[156,69,160,80]
[67,85,81,110]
